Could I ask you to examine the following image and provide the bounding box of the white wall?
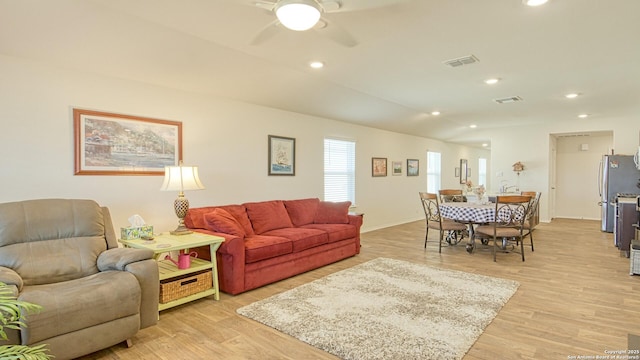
[480,119,639,222]
[555,133,612,220]
[0,55,489,233]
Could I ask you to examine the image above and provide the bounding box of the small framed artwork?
[73,108,182,175]
[455,167,460,177]
[392,161,403,176]
[268,135,295,176]
[460,159,468,184]
[372,157,387,177]
[407,159,419,176]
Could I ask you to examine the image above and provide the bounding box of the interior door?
[549,136,557,220]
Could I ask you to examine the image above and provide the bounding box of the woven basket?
[160,270,213,304]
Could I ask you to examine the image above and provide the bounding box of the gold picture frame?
[73,108,182,175]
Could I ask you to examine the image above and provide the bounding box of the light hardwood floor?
[79,218,640,359]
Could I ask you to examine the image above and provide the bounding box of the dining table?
[439,201,496,224]
[439,201,526,253]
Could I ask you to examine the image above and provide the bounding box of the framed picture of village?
[73,108,182,175]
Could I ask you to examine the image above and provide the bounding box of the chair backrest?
[494,195,530,228]
[419,192,442,224]
[439,189,465,203]
[0,199,117,286]
[520,191,541,219]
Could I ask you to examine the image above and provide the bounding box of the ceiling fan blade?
[323,0,410,13]
[250,19,281,46]
[319,0,342,12]
[252,0,277,11]
[315,18,358,47]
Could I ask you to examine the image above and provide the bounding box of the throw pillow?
[284,198,320,226]
[245,200,293,234]
[204,208,246,238]
[314,201,351,224]
[219,204,254,236]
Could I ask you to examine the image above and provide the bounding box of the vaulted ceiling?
[1,0,638,148]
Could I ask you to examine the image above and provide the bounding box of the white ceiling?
[1,0,639,148]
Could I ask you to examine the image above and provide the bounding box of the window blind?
[426,151,441,193]
[324,138,356,203]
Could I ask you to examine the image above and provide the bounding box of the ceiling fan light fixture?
[523,0,548,6]
[275,0,322,31]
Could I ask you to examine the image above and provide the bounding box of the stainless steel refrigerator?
[599,154,640,232]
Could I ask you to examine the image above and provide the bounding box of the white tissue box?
[120,225,154,240]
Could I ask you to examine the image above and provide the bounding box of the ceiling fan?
[248,0,405,47]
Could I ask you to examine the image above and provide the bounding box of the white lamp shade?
[160,165,205,192]
[275,0,321,31]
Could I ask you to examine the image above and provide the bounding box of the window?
[324,138,356,203]
[426,151,441,193]
[478,158,487,187]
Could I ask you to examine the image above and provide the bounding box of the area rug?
[236,257,519,360]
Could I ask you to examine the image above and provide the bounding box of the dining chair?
[438,189,466,203]
[520,191,541,251]
[474,195,530,261]
[419,192,467,252]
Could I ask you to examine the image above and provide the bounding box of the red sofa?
[184,198,363,295]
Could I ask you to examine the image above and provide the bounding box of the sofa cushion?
[18,270,140,344]
[301,223,357,243]
[204,209,246,238]
[314,201,351,224]
[187,205,254,235]
[244,235,292,263]
[245,200,293,234]
[284,198,320,226]
[263,227,328,252]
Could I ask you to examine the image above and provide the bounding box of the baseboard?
[362,217,423,233]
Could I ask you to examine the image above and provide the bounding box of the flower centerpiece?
[465,180,473,193]
[473,185,485,204]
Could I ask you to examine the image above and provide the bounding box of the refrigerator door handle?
[598,158,603,197]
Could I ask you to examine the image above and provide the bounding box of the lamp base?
[170,225,192,236]
[171,194,192,235]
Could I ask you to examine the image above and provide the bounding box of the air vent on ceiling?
[556,133,591,138]
[443,55,479,68]
[494,96,523,104]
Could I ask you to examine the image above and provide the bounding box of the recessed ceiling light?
[565,93,580,99]
[309,61,324,69]
[484,78,500,85]
[578,114,589,118]
[523,0,548,6]
[482,143,488,147]
[469,124,477,128]
[431,111,440,116]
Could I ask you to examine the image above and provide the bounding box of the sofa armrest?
[348,213,363,254]
[124,259,159,328]
[191,229,246,295]
[97,248,155,272]
[97,249,159,328]
[348,213,364,229]
[0,266,23,292]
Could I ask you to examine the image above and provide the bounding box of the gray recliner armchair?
[0,198,159,360]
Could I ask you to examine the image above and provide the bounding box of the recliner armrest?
[0,266,23,292]
[97,248,155,272]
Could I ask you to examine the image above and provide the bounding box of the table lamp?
[160,161,205,235]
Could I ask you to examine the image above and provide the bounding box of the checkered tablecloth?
[439,202,496,223]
